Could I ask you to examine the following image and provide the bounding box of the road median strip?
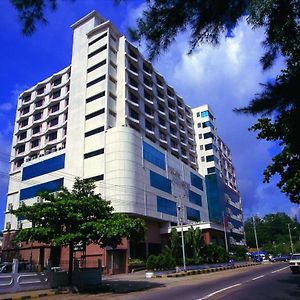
[152,263,260,278]
[1,288,70,300]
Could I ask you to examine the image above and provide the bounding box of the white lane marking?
[271,266,289,274]
[252,275,264,281]
[198,283,242,300]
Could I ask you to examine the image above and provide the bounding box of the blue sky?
[0,0,299,228]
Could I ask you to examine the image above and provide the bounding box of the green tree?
[244,213,300,253]
[132,0,300,203]
[12,178,145,285]
[169,228,181,264]
[184,226,203,262]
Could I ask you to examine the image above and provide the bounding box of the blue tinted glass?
[204,132,214,139]
[143,141,166,170]
[150,171,172,193]
[202,121,214,129]
[190,173,203,191]
[157,196,177,216]
[19,178,64,200]
[186,207,200,221]
[207,167,216,174]
[201,111,209,118]
[22,154,65,180]
[206,155,214,162]
[189,190,202,206]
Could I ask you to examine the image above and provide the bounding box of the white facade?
[4,11,208,233]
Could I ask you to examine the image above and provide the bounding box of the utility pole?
[288,224,294,254]
[177,200,186,271]
[252,216,259,252]
[223,211,229,252]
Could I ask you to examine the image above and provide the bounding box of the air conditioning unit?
[17,221,22,230]
[25,158,30,162]
[51,147,57,153]
[8,203,13,211]
[5,222,11,230]
[46,150,51,155]
[58,147,62,150]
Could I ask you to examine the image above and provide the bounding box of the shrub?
[146,255,157,270]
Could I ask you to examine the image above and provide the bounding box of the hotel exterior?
[2,11,244,273]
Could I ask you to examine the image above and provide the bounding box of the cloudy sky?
[0,0,299,228]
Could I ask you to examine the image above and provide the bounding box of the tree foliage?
[12,178,145,284]
[132,0,300,203]
[244,213,300,254]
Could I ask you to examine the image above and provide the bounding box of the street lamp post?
[177,203,186,272]
[288,224,294,254]
[252,216,259,252]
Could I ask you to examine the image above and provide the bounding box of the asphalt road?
[39,263,299,300]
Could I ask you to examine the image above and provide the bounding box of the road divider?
[152,262,261,279]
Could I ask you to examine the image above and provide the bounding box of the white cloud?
[130,16,290,219]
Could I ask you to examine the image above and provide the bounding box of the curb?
[1,289,70,300]
[153,263,260,278]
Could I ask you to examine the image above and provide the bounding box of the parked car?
[289,253,300,274]
[270,255,290,262]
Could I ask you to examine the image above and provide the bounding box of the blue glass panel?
[190,173,203,191]
[207,167,216,174]
[202,121,214,129]
[157,196,177,216]
[201,110,214,119]
[186,207,200,221]
[22,154,65,180]
[150,171,172,194]
[19,178,64,200]
[143,141,166,170]
[189,190,202,206]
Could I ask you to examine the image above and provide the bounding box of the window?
[197,123,201,128]
[87,59,106,73]
[22,154,65,180]
[88,32,107,46]
[196,112,200,117]
[33,112,42,121]
[16,158,24,167]
[17,145,25,154]
[159,132,166,141]
[49,104,60,113]
[37,87,44,95]
[189,190,202,206]
[150,170,171,193]
[86,174,104,181]
[88,45,107,58]
[84,148,104,159]
[20,119,28,127]
[49,117,59,127]
[204,132,214,139]
[190,173,203,190]
[63,127,67,136]
[85,126,104,137]
[22,106,30,115]
[145,105,153,116]
[187,207,200,221]
[198,134,203,139]
[23,95,31,103]
[159,117,165,126]
[200,145,203,150]
[52,90,61,99]
[128,47,138,59]
[206,155,214,162]
[109,110,116,117]
[87,75,106,88]
[143,141,165,170]
[53,77,62,86]
[129,63,138,73]
[85,108,105,120]
[157,196,177,216]
[207,167,216,174]
[19,178,64,200]
[86,91,105,103]
[143,76,151,87]
[32,126,41,134]
[31,139,39,148]
[202,121,214,129]
[205,143,213,150]
[201,110,214,119]
[48,132,57,141]
[143,63,152,74]
[129,108,139,120]
[19,132,27,140]
[156,77,163,86]
[35,99,43,107]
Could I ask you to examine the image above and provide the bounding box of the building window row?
[84,148,104,159]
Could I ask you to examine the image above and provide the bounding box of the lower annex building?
[2,11,244,274]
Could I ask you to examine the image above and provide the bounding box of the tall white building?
[3,11,244,270]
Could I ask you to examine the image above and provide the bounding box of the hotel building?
[2,11,244,272]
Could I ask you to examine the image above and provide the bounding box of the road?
[41,263,299,300]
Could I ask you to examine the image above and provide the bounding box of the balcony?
[126,97,139,108]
